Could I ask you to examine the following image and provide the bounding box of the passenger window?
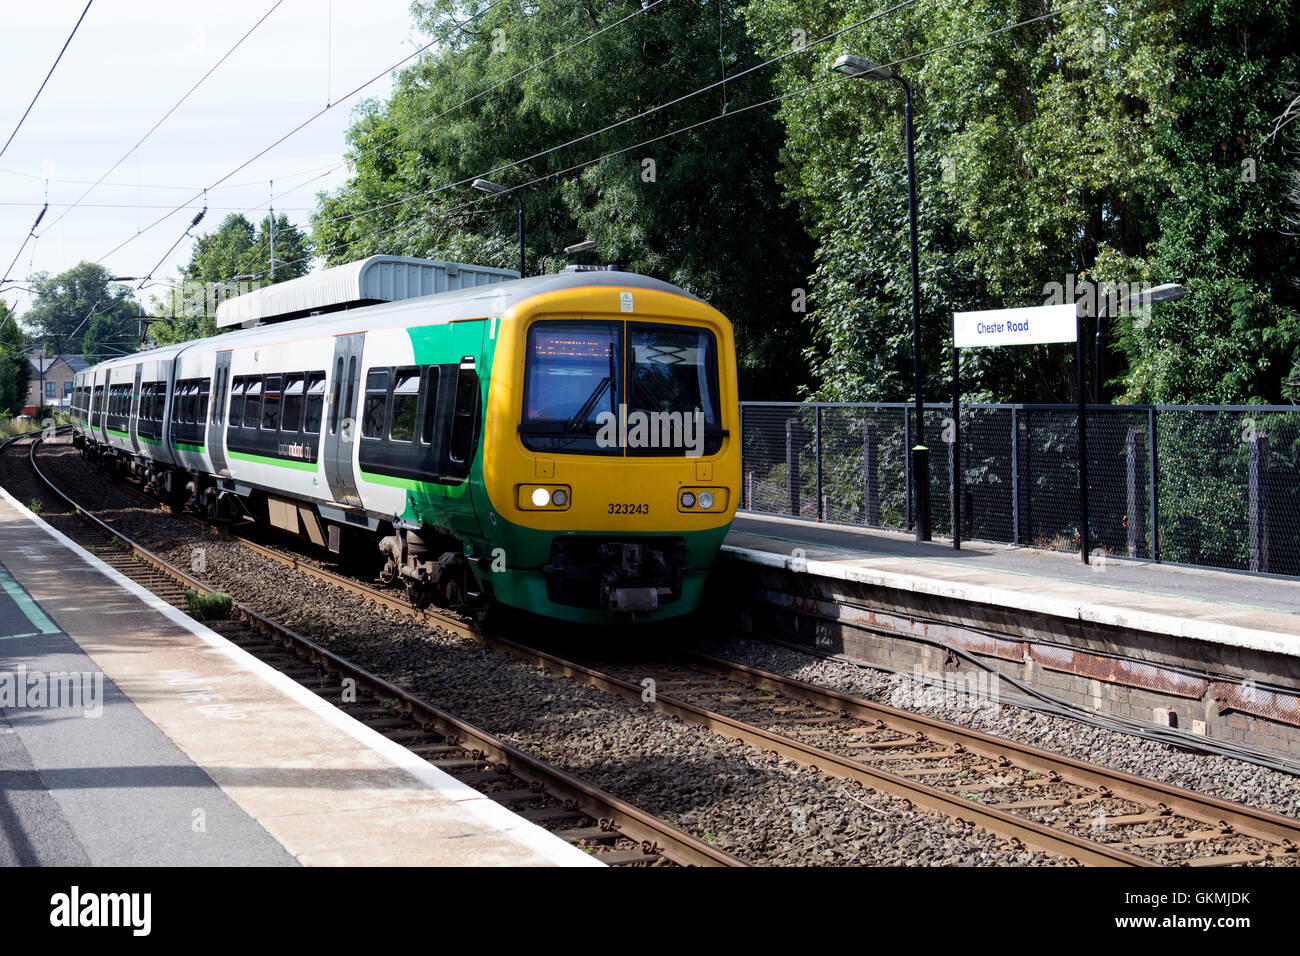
[281,375,305,432]
[362,369,387,440]
[303,373,325,434]
[243,378,262,428]
[198,381,210,426]
[262,375,282,431]
[420,366,440,445]
[390,368,419,442]
[228,379,246,428]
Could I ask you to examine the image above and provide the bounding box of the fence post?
[814,405,823,521]
[863,419,880,526]
[1249,431,1270,573]
[1125,426,1146,558]
[737,403,746,509]
[903,409,912,530]
[951,348,961,549]
[1148,407,1159,562]
[1010,406,1019,545]
[786,417,801,518]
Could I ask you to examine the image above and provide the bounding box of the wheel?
[405,580,432,609]
[441,575,464,610]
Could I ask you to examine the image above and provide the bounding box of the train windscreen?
[521,319,720,456]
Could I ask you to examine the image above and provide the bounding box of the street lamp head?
[1141,282,1186,305]
[564,240,597,254]
[471,178,508,195]
[831,54,894,81]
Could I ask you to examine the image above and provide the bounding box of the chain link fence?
[740,402,1300,577]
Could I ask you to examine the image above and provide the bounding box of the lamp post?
[833,54,930,541]
[540,239,597,275]
[472,178,525,277]
[1093,282,1185,402]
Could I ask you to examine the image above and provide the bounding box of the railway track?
[26,431,1300,866]
[4,430,741,868]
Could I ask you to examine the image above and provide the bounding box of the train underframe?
[74,432,481,613]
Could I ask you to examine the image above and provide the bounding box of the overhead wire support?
[137,199,206,289]
[94,0,505,267]
[40,0,288,238]
[0,200,50,294]
[0,0,93,160]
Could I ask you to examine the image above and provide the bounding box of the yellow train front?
[475,271,741,623]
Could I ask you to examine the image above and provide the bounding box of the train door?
[209,350,232,475]
[323,332,364,508]
[130,364,142,454]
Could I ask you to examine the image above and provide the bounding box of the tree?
[313,0,812,398]
[0,304,29,414]
[82,313,135,363]
[149,212,313,346]
[1115,0,1300,405]
[747,0,1179,403]
[22,261,140,358]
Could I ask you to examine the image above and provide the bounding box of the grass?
[26,498,42,515]
[184,589,232,621]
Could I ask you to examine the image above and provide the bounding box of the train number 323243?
[607,502,650,515]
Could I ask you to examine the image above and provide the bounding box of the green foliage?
[0,305,29,414]
[313,0,812,398]
[1116,0,1300,404]
[748,0,1182,403]
[184,589,232,621]
[22,261,139,359]
[149,213,313,347]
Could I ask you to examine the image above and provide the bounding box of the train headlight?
[680,491,696,508]
[698,491,714,510]
[517,485,570,510]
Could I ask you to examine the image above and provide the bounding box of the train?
[69,255,740,624]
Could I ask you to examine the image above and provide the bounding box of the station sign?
[952,303,1077,349]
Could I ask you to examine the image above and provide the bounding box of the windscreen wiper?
[563,344,617,433]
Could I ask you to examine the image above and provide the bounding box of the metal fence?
[740,402,1300,577]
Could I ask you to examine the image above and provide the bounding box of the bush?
[184,590,232,621]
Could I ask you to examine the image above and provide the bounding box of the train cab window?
[243,378,262,428]
[228,379,246,428]
[390,368,419,442]
[361,370,387,440]
[520,321,621,453]
[420,367,441,445]
[303,373,325,434]
[449,361,479,466]
[262,375,282,431]
[281,375,305,433]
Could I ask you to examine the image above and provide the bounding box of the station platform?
[0,489,599,867]
[720,513,1300,758]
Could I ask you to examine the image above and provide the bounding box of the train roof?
[77,267,710,378]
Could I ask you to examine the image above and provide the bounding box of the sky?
[0,0,422,319]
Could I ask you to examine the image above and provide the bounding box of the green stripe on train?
[228,449,317,471]
[105,427,161,445]
[172,439,205,453]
